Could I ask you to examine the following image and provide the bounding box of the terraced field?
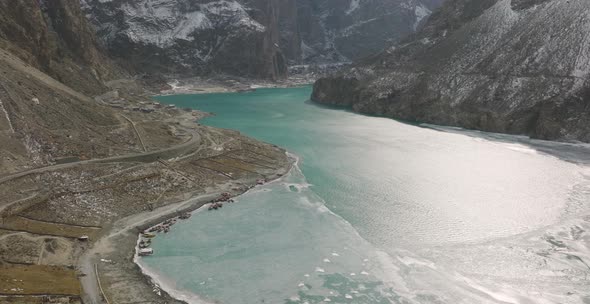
[0,264,81,296]
[0,216,101,239]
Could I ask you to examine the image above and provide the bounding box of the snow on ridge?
[118,0,264,48]
[201,0,265,32]
[414,4,431,30]
[201,0,244,15]
[340,17,379,36]
[171,11,212,41]
[346,0,361,15]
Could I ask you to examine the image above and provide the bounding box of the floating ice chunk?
[324,298,331,302]
[298,282,305,287]
[345,294,353,299]
[315,267,325,273]
[304,274,310,277]
[350,273,356,276]
[363,259,369,262]
[351,290,359,294]
[323,258,331,263]
[361,271,369,275]
[331,252,340,257]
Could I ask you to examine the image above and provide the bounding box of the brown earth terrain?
[0,2,295,303]
[0,19,292,304]
[0,264,81,296]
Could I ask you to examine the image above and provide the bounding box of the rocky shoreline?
[311,74,590,144]
[158,75,316,97]
[0,80,294,304]
[311,0,590,144]
[129,162,294,304]
[75,161,292,303]
[81,155,294,304]
[70,100,296,304]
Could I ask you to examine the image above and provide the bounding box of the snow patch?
[414,4,432,30]
[0,100,14,133]
[112,0,264,49]
[346,0,361,15]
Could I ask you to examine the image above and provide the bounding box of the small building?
[139,248,154,256]
[78,235,89,241]
[140,107,155,113]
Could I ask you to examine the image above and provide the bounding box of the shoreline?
[134,205,215,304]
[158,77,314,96]
[66,85,297,304]
[133,152,299,304]
[132,152,300,304]
[79,150,295,304]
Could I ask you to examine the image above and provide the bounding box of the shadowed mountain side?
[313,0,590,142]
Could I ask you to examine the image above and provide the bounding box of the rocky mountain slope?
[292,0,444,64]
[0,0,142,174]
[0,48,136,174]
[0,2,291,304]
[0,0,193,174]
[0,0,125,96]
[80,0,444,78]
[81,0,290,80]
[312,0,590,142]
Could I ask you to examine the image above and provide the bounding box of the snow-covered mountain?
[81,0,289,79]
[312,0,590,142]
[81,0,444,78]
[292,0,445,64]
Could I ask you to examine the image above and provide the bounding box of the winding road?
[0,125,202,304]
[0,128,201,186]
[78,191,223,304]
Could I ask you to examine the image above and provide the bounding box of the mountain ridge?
[312,0,590,142]
[80,0,444,79]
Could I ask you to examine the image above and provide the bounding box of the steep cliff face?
[277,0,301,65]
[313,0,590,142]
[80,0,443,77]
[292,0,445,64]
[0,0,123,95]
[81,0,288,80]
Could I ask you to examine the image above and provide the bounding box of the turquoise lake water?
[139,87,590,304]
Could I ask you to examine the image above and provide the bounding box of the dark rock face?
[277,0,301,65]
[292,0,445,64]
[313,0,590,142]
[510,0,552,10]
[81,0,444,77]
[311,77,361,107]
[81,0,289,80]
[0,0,123,95]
